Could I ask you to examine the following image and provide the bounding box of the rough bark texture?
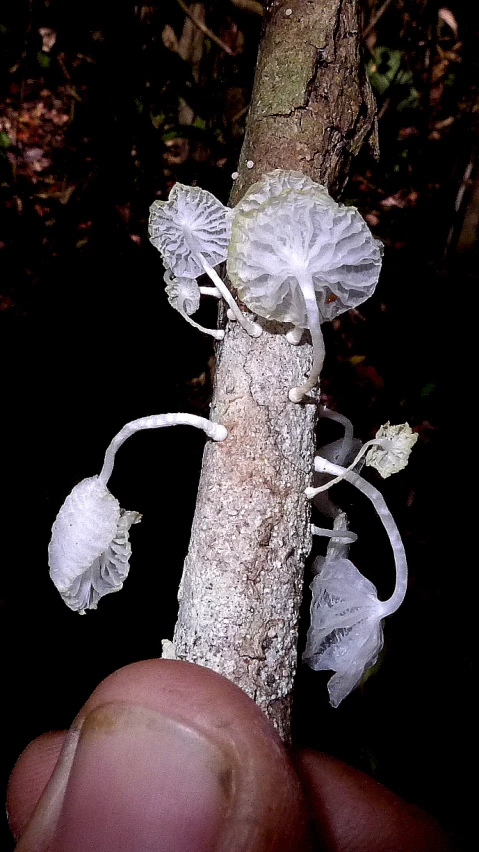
[173,0,377,740]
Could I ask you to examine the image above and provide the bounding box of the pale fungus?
[48,413,227,613]
[163,270,224,340]
[304,455,410,705]
[305,421,418,498]
[227,169,383,401]
[149,183,261,337]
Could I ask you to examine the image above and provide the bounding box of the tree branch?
[176,0,235,56]
[173,0,378,741]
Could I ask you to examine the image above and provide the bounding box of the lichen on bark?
[173,0,377,740]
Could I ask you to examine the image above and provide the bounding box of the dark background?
[0,2,475,849]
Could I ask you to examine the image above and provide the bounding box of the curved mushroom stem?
[289,272,326,402]
[307,458,407,616]
[311,523,358,543]
[199,255,263,338]
[178,303,225,340]
[98,413,227,487]
[319,406,355,465]
[305,438,392,497]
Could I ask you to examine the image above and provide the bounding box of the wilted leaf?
[162,25,179,53]
[438,8,458,37]
[37,51,51,69]
[397,86,419,112]
[368,47,402,95]
[150,111,165,129]
[163,136,189,165]
[38,28,57,53]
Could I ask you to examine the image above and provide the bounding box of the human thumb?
[8,660,311,852]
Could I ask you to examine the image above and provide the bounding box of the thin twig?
[229,0,264,15]
[176,0,235,56]
[363,0,395,39]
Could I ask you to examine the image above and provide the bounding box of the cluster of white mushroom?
[46,170,418,710]
[149,169,383,402]
[304,412,417,706]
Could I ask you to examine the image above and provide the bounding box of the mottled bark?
[173,0,377,740]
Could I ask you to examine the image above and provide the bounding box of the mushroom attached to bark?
[227,169,383,401]
[163,270,224,340]
[304,456,409,706]
[48,413,227,614]
[305,421,418,498]
[304,552,386,708]
[149,183,261,337]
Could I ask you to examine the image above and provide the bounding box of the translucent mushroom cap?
[303,555,385,707]
[149,183,232,279]
[233,168,318,214]
[164,269,201,316]
[366,422,418,478]
[48,476,140,614]
[227,171,383,327]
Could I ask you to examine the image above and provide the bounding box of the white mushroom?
[304,553,386,708]
[149,183,261,337]
[309,456,408,618]
[305,421,418,497]
[163,270,224,340]
[227,169,383,401]
[365,421,418,478]
[48,413,227,613]
[48,477,141,615]
[304,456,409,705]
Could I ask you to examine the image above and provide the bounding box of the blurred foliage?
[0,1,262,320]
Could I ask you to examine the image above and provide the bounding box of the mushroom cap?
[303,555,384,707]
[228,175,383,327]
[163,269,201,316]
[234,168,319,214]
[366,421,418,478]
[149,183,232,279]
[48,476,140,613]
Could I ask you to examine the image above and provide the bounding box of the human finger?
[294,749,456,852]
[8,659,311,852]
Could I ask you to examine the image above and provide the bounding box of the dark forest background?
[0,2,476,849]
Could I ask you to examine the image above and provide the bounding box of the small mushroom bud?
[163,270,224,340]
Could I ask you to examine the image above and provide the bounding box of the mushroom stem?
[319,406,355,464]
[199,286,222,298]
[98,413,227,487]
[305,438,392,497]
[311,524,358,543]
[177,304,225,340]
[308,458,407,616]
[199,256,263,338]
[323,512,355,563]
[289,272,326,402]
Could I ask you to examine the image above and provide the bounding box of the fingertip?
[294,749,456,852]
[9,661,311,852]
